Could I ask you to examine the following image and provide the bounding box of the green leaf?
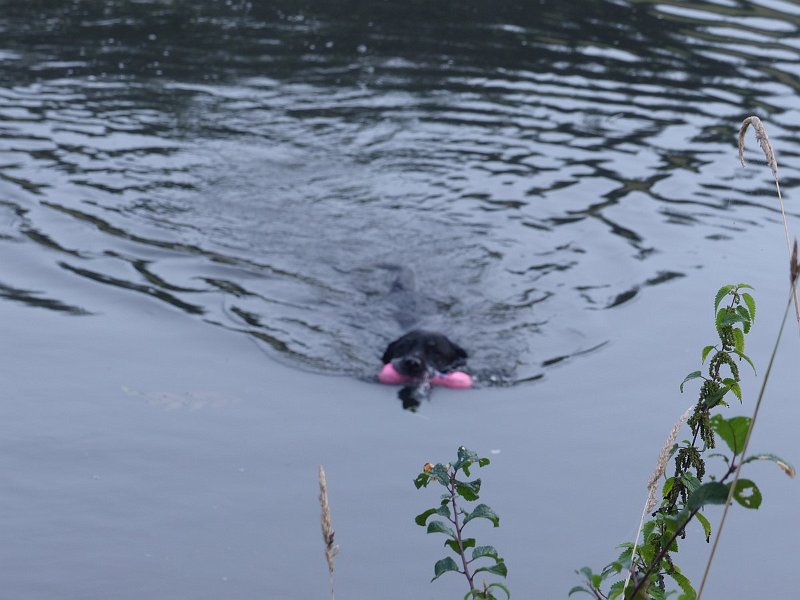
[650,584,668,600]
[474,560,508,577]
[735,305,751,325]
[715,307,726,333]
[736,283,754,290]
[455,479,482,501]
[732,479,762,509]
[703,384,730,408]
[732,350,757,375]
[732,328,745,354]
[722,380,742,403]
[701,345,716,363]
[742,453,797,478]
[456,446,478,464]
[432,556,460,581]
[662,476,675,499]
[642,519,656,539]
[670,567,696,600]
[714,285,734,313]
[688,482,730,511]
[679,472,701,494]
[608,580,626,600]
[661,525,680,552]
[742,292,756,323]
[427,520,456,537]
[568,586,591,597]
[478,457,491,467]
[615,542,634,563]
[638,532,656,564]
[709,414,751,455]
[445,537,476,555]
[415,508,439,526]
[602,559,625,576]
[472,545,499,560]
[718,310,748,327]
[414,473,430,489]
[430,463,451,486]
[464,504,500,527]
[414,504,450,527]
[680,371,703,392]
[657,510,682,526]
[456,446,479,476]
[591,574,602,589]
[485,582,511,599]
[695,511,712,542]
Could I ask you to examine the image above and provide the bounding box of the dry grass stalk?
[622,405,694,596]
[319,465,339,600]
[738,116,778,181]
[738,116,800,322]
[775,458,797,479]
[645,405,694,513]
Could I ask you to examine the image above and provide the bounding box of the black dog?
[382,329,468,410]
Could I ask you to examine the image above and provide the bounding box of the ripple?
[1,0,798,383]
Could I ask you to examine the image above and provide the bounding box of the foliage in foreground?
[406,282,794,600]
[414,446,510,600]
[571,284,795,600]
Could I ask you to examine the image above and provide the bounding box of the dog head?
[381,330,468,379]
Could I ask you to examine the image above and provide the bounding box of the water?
[4,0,799,383]
[2,1,800,598]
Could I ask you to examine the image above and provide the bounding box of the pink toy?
[378,363,473,389]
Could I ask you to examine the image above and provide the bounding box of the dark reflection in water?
[1,0,799,382]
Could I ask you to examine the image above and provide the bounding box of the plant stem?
[628,460,738,599]
[695,290,793,599]
[626,508,698,599]
[772,182,800,323]
[449,474,475,593]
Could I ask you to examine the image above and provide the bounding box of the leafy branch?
[414,446,510,600]
[573,284,795,600]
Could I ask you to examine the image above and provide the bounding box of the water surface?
[4,0,799,383]
[2,1,800,598]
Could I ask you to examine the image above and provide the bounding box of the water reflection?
[1,0,798,382]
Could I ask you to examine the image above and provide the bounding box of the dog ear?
[451,341,468,360]
[438,339,467,371]
[382,339,400,364]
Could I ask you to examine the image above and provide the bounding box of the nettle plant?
[572,284,795,600]
[414,447,510,600]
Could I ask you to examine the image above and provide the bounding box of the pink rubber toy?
[378,363,473,389]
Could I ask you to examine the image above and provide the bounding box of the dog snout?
[399,355,425,376]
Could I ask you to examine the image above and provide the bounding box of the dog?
[382,329,468,378]
[382,329,468,410]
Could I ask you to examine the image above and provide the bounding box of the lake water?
[1,1,799,598]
